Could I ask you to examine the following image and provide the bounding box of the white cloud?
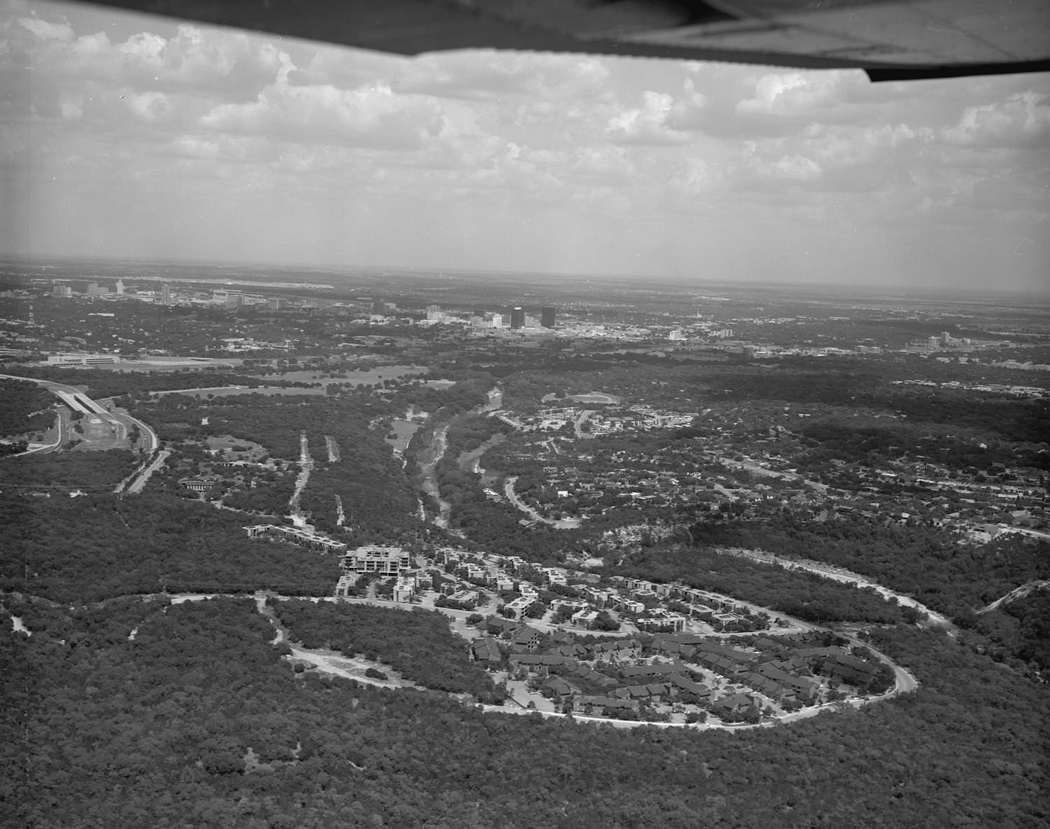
[201,81,445,149]
[18,15,73,41]
[125,90,172,122]
[737,71,853,117]
[944,91,1050,148]
[607,91,690,145]
[394,51,611,103]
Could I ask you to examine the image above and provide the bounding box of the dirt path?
[419,425,452,528]
[288,431,313,528]
[977,579,1050,614]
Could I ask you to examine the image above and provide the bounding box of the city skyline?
[1,0,1048,291]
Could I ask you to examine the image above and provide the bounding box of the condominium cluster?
[335,545,418,602]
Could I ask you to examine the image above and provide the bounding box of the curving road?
[503,476,581,529]
[715,546,957,633]
[5,584,919,733]
[1,372,159,468]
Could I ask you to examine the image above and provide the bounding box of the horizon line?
[2,251,1049,301]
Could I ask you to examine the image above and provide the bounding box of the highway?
[1,372,161,483]
[7,410,65,456]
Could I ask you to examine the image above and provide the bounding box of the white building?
[341,545,413,577]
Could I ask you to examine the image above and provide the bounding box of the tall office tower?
[114,279,125,296]
[541,306,556,328]
[510,306,525,329]
[159,284,173,305]
[51,281,71,298]
[225,291,244,309]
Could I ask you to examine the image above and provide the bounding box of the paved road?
[120,448,172,495]
[7,411,64,457]
[503,476,581,529]
[1,372,158,459]
[5,587,919,731]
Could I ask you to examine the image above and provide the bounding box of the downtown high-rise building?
[541,306,556,328]
[159,284,173,305]
[510,306,525,329]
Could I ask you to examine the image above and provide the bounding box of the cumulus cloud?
[394,51,611,102]
[125,90,173,122]
[607,91,690,145]
[737,70,859,117]
[570,146,635,182]
[7,19,293,101]
[944,91,1050,148]
[18,15,74,41]
[201,81,445,149]
[2,1,1047,290]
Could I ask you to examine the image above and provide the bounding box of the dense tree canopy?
[0,492,338,601]
[2,598,1046,828]
[0,378,54,437]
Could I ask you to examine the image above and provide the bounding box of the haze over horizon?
[1,0,1048,291]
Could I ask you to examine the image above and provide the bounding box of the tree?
[593,611,620,631]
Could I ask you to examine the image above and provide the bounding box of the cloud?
[944,91,1050,148]
[125,90,173,122]
[18,15,74,42]
[200,81,446,149]
[607,91,690,145]
[394,51,611,102]
[1,1,1047,291]
[7,19,293,101]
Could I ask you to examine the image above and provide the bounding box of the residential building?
[470,637,502,664]
[505,595,538,619]
[341,545,413,577]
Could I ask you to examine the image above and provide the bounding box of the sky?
[1,0,1048,291]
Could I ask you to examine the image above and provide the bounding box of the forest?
[272,600,502,702]
[613,546,910,625]
[967,590,1050,671]
[2,597,1046,828]
[797,419,1050,471]
[687,515,1050,620]
[0,378,54,436]
[709,360,1050,444]
[0,449,139,492]
[0,491,339,602]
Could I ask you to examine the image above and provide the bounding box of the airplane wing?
[73,0,1050,81]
